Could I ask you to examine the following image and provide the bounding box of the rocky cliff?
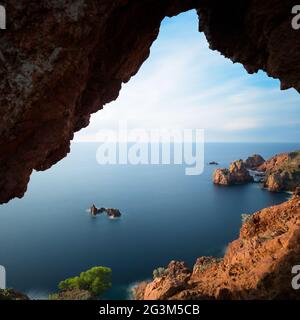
[244,154,265,170]
[134,195,300,300]
[213,160,253,186]
[0,0,299,203]
[259,151,300,192]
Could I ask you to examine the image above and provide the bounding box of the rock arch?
[0,0,299,203]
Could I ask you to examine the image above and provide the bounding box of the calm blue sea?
[0,142,299,299]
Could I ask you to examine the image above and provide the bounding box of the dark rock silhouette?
[244,154,265,169]
[106,208,122,218]
[90,204,98,216]
[0,289,29,300]
[0,1,299,203]
[90,205,121,218]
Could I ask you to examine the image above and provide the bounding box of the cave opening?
[1,4,300,301]
[74,10,300,144]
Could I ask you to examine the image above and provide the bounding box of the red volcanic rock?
[213,160,253,186]
[213,168,231,185]
[229,160,253,184]
[244,154,265,169]
[0,1,299,203]
[258,153,289,172]
[131,281,149,301]
[134,197,300,300]
[264,173,284,192]
[136,261,191,300]
[258,151,300,192]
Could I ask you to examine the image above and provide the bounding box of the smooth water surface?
[0,143,298,299]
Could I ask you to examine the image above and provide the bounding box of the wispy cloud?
[74,10,300,143]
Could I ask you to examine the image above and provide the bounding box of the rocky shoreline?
[2,151,299,301]
[213,160,254,186]
[133,150,300,300]
[133,192,300,300]
[213,151,300,192]
[259,151,300,192]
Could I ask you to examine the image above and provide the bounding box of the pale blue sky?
[75,10,300,142]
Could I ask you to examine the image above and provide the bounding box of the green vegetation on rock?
[58,266,112,296]
[153,267,168,279]
[241,213,253,224]
[50,266,112,300]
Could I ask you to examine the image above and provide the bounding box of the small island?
[90,205,122,219]
[213,151,300,192]
[213,159,254,185]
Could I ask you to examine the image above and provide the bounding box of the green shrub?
[153,267,168,279]
[58,266,112,297]
[241,213,252,224]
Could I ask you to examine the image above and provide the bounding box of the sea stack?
[213,160,253,186]
[90,204,98,216]
[90,206,121,218]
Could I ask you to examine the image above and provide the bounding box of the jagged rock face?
[0,0,200,203]
[0,289,29,300]
[142,261,191,300]
[134,196,300,300]
[229,160,254,183]
[213,168,231,186]
[213,160,253,185]
[0,0,299,203]
[258,153,289,172]
[265,173,284,192]
[198,0,300,91]
[259,151,300,192]
[244,154,265,170]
